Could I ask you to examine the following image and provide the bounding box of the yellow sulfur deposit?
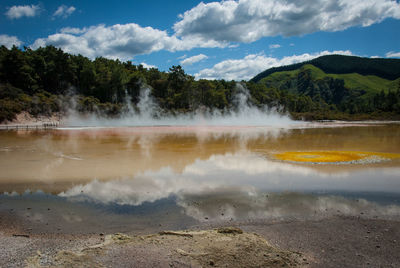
[274,151,400,164]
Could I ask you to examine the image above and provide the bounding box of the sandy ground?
[1,212,399,267]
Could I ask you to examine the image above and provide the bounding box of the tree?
[167,65,191,110]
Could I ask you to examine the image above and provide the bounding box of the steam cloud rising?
[63,83,295,127]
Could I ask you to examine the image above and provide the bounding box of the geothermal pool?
[1,122,400,233]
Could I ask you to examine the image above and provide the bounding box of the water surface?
[1,123,400,232]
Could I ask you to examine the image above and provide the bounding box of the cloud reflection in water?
[59,152,400,221]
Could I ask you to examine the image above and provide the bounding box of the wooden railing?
[0,122,59,130]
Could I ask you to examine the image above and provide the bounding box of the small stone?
[217,227,243,234]
[209,260,215,266]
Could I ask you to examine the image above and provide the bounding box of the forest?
[1,45,400,123]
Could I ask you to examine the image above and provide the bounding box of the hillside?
[247,55,400,120]
[251,55,400,83]
[259,64,400,98]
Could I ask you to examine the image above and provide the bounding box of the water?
[1,123,400,233]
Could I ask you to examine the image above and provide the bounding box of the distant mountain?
[248,55,400,120]
[254,63,400,100]
[251,55,400,83]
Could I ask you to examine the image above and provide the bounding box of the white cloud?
[28,0,400,61]
[195,50,353,80]
[180,54,208,65]
[140,62,157,69]
[5,4,40,19]
[31,24,224,61]
[31,24,182,61]
[60,27,88,35]
[174,0,400,43]
[269,44,281,49]
[53,5,76,18]
[0,34,22,48]
[386,51,400,58]
[177,54,187,60]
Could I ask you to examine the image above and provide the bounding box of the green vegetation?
[251,55,400,83]
[251,56,400,120]
[260,64,399,97]
[0,45,240,122]
[0,46,399,123]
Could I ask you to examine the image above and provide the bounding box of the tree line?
[0,45,399,122]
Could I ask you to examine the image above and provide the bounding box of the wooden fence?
[0,122,59,130]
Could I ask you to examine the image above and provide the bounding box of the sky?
[1,0,400,81]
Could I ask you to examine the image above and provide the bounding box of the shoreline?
[1,212,399,267]
[1,110,400,130]
[1,119,399,131]
[0,112,60,130]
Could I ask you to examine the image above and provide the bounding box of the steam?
[63,84,294,127]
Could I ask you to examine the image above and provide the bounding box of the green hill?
[251,55,400,83]
[248,55,400,119]
[259,64,400,98]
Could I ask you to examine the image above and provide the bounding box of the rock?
[12,234,30,238]
[159,231,193,237]
[176,248,189,256]
[217,227,243,234]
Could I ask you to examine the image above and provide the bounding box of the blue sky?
[1,0,400,80]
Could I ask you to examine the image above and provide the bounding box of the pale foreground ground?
[1,212,400,267]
